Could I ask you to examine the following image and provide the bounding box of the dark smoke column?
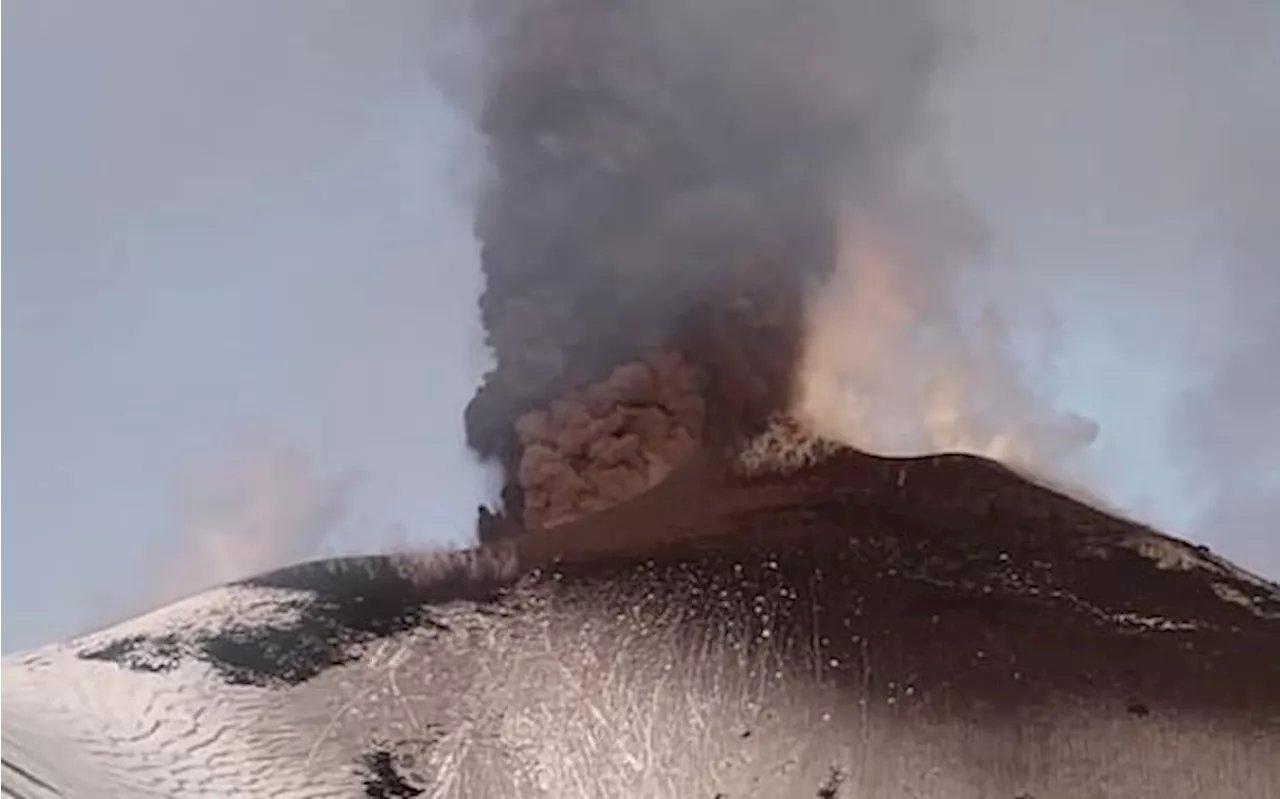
[463,0,936,535]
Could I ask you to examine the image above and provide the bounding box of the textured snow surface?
[1,584,369,798]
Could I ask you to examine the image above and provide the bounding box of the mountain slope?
[4,432,1277,798]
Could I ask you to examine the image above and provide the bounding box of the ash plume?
[455,0,1101,535]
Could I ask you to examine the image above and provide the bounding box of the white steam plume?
[798,207,1100,471]
[149,440,360,605]
[797,1,1279,574]
[928,0,1280,573]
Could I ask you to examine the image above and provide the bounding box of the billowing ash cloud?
[440,0,1278,572]
[450,0,1107,530]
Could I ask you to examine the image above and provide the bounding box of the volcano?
[4,432,1278,797]
[3,0,1279,796]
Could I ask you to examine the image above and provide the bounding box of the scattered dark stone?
[359,749,426,799]
[78,633,182,673]
[816,767,845,798]
[1126,700,1151,717]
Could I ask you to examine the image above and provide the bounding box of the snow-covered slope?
[0,549,518,798]
[2,584,360,798]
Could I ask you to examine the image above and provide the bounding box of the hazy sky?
[4,1,1277,653]
[3,1,494,651]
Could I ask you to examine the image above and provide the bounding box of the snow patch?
[68,583,314,654]
[1123,532,1278,591]
[1108,612,1201,632]
[1122,531,1280,619]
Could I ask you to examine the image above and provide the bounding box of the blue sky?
[4,1,1277,653]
